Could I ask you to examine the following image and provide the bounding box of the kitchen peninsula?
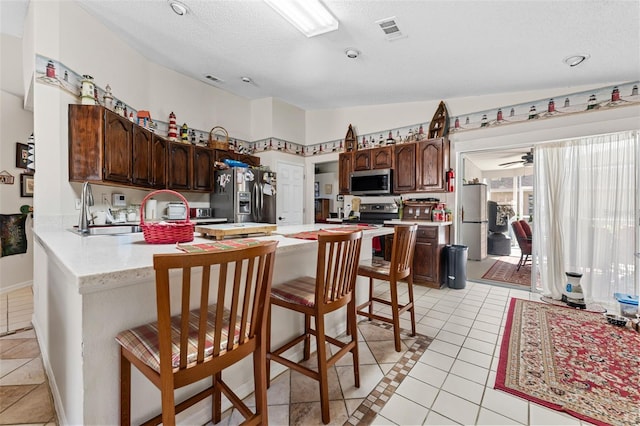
[32,223,392,425]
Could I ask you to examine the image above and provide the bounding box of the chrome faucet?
[78,182,94,233]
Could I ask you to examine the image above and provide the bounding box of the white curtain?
[534,131,639,304]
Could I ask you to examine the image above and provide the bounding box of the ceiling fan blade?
[498,160,523,167]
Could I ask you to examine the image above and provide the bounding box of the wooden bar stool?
[267,231,363,424]
[116,241,278,426]
[356,224,418,352]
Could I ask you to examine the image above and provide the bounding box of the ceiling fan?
[499,149,534,167]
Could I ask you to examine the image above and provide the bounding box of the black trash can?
[445,245,468,289]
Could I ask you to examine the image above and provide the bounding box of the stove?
[344,203,398,225]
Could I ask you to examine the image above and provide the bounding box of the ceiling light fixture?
[169,1,188,16]
[241,76,253,83]
[345,48,360,59]
[264,0,338,38]
[563,54,590,67]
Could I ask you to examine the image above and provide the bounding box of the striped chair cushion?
[115,304,244,373]
[271,276,316,307]
[358,258,391,276]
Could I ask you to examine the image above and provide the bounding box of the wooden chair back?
[315,230,363,312]
[137,241,278,425]
[153,242,277,379]
[390,224,418,281]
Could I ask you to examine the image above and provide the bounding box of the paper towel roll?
[145,199,157,220]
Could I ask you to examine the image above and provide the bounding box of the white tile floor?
[368,280,591,426]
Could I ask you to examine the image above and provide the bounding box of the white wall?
[1,34,34,293]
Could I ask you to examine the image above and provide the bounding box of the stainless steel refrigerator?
[211,167,277,224]
[460,183,488,260]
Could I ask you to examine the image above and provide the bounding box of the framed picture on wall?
[16,143,29,169]
[20,173,34,197]
[324,184,332,195]
[314,182,319,198]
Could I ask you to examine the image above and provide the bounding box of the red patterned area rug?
[481,256,531,287]
[496,298,640,426]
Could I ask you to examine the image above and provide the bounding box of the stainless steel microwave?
[350,169,393,196]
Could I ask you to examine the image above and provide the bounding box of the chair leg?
[517,253,524,271]
[407,275,416,337]
[120,348,131,426]
[367,277,374,320]
[266,303,272,388]
[348,299,360,388]
[315,315,330,424]
[160,382,177,426]
[303,313,311,361]
[253,337,268,425]
[389,279,402,352]
[212,372,222,424]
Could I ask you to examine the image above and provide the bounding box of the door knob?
[278,216,285,221]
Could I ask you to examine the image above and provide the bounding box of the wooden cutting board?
[194,223,277,240]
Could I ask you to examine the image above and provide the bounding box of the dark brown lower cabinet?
[413,225,450,288]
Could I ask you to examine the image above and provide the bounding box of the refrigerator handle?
[258,183,264,222]
[251,182,258,221]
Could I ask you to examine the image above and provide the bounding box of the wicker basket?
[140,190,194,244]
[208,126,229,150]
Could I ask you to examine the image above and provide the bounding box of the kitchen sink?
[70,225,142,236]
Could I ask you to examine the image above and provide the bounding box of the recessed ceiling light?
[563,54,590,67]
[241,76,253,83]
[345,49,360,59]
[169,1,188,16]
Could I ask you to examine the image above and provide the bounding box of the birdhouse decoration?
[137,110,152,128]
[344,124,357,152]
[168,112,178,141]
[80,75,96,105]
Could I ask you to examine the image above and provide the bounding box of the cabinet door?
[150,136,167,189]
[393,143,416,193]
[413,239,437,284]
[353,150,371,171]
[103,110,133,183]
[68,104,104,182]
[193,146,214,192]
[417,138,446,191]
[167,142,192,190]
[338,152,353,194]
[372,146,393,169]
[132,126,152,187]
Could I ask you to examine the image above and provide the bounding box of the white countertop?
[34,223,392,293]
[384,219,452,226]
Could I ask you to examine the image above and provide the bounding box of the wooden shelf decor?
[345,124,357,152]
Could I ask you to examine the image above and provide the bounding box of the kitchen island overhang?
[32,223,393,425]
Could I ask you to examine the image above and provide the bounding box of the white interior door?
[276,161,304,226]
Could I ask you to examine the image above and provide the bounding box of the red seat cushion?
[271,276,316,307]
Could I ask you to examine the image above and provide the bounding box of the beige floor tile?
[0,382,55,424]
[0,384,37,412]
[289,400,348,426]
[0,357,45,386]
[0,339,40,359]
[0,358,31,378]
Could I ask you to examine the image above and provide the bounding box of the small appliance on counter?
[166,202,187,220]
[189,207,213,219]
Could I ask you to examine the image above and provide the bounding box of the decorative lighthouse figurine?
[167,112,178,141]
[103,84,114,110]
[80,75,96,105]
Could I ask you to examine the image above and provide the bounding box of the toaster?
[189,207,213,219]
[166,202,187,220]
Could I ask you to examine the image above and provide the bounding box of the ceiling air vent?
[375,16,406,41]
[205,75,223,83]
